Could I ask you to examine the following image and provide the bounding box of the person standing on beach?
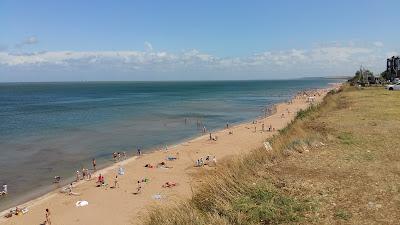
[45,208,51,225]
[262,123,265,132]
[113,152,117,162]
[136,180,142,193]
[212,156,217,166]
[68,183,73,195]
[76,170,80,182]
[209,133,212,140]
[137,147,141,156]
[226,122,229,129]
[92,158,96,171]
[114,175,119,188]
[1,184,7,195]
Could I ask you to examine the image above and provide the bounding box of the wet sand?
[0,84,340,225]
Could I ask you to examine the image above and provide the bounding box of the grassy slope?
[143,86,400,225]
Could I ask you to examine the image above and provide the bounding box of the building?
[386,56,400,81]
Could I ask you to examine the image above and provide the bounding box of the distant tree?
[349,69,373,84]
[364,70,374,77]
[380,70,391,81]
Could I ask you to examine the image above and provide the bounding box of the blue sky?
[0,0,399,81]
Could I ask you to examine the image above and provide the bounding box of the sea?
[0,79,341,211]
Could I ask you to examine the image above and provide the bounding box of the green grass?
[337,132,353,145]
[334,209,352,220]
[142,85,400,225]
[232,182,310,224]
[142,90,332,225]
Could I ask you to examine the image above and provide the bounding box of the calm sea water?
[0,79,340,210]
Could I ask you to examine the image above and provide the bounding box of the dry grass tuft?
[142,89,334,225]
[143,85,400,224]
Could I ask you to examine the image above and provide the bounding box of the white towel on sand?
[75,200,89,207]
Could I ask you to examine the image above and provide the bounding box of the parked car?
[385,82,400,90]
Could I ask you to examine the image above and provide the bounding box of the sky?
[0,0,399,82]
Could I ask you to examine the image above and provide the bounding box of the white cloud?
[0,42,388,77]
[15,36,39,48]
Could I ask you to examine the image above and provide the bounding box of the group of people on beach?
[295,89,323,101]
[195,155,217,167]
[209,132,218,141]
[134,177,150,194]
[0,183,7,196]
[252,120,275,133]
[76,168,92,182]
[94,166,122,189]
[112,151,127,162]
[3,206,29,219]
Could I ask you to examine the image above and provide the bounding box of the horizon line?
[0,76,349,84]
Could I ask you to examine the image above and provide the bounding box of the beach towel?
[152,194,162,200]
[118,167,125,175]
[75,200,89,207]
[167,156,177,161]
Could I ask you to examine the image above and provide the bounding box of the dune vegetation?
[143,85,400,225]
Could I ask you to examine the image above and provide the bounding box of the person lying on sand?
[4,207,28,218]
[66,183,80,196]
[162,182,177,188]
[144,164,154,168]
[157,161,172,168]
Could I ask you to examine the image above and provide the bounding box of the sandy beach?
[0,84,340,225]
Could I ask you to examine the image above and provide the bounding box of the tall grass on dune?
[142,88,343,225]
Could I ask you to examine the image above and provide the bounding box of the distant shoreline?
[0,77,347,84]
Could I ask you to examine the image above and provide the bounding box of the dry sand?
[0,84,340,225]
